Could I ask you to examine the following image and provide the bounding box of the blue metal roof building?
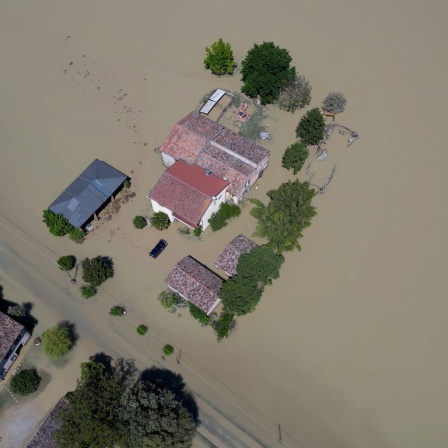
[48,159,127,228]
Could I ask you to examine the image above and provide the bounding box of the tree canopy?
[42,210,73,237]
[241,42,296,104]
[57,255,76,271]
[282,141,309,174]
[277,75,312,113]
[81,256,114,288]
[295,107,326,145]
[119,380,197,448]
[150,212,170,231]
[10,367,41,395]
[204,38,236,75]
[250,180,317,253]
[322,91,347,114]
[41,323,74,359]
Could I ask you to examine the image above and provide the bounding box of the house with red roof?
[148,160,229,230]
[165,256,223,315]
[160,112,269,204]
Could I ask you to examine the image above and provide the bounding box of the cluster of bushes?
[209,203,241,231]
[42,210,85,241]
[80,256,114,298]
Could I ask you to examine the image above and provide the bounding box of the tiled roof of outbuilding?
[215,235,257,276]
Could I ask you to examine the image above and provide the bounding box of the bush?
[322,91,347,114]
[42,210,73,237]
[158,290,186,309]
[295,107,326,145]
[109,306,126,316]
[178,227,191,235]
[41,324,74,359]
[57,255,76,271]
[282,142,309,174]
[133,216,147,229]
[69,228,85,241]
[209,203,241,231]
[81,256,113,287]
[204,38,236,75]
[150,212,170,231]
[137,325,148,335]
[193,226,202,237]
[163,345,174,356]
[124,179,131,189]
[10,367,41,395]
[80,285,97,298]
[188,303,211,326]
[7,305,26,317]
[212,313,236,341]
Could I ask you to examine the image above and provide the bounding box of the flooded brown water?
[1,1,448,447]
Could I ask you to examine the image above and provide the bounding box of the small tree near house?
[150,212,170,231]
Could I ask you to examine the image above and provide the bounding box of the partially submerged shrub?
[188,303,211,326]
[124,179,131,189]
[69,228,85,241]
[193,226,202,237]
[163,345,174,356]
[209,203,241,231]
[150,212,170,231]
[10,367,41,395]
[212,313,236,341]
[158,290,186,309]
[133,216,147,229]
[80,285,97,298]
[109,306,126,316]
[322,91,347,115]
[137,325,148,335]
[57,255,76,271]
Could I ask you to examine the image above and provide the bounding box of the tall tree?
[277,75,312,113]
[250,180,317,253]
[282,142,309,174]
[56,361,124,448]
[241,42,296,104]
[295,107,326,145]
[119,380,197,448]
[322,91,347,114]
[204,38,236,75]
[81,256,114,287]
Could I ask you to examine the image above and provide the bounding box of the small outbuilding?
[215,234,257,277]
[48,159,127,229]
[165,256,223,315]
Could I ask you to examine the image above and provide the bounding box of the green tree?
[277,75,312,113]
[282,142,309,174]
[237,245,285,286]
[41,324,74,359]
[10,367,41,395]
[109,306,126,316]
[57,255,76,271]
[188,302,211,326]
[133,215,147,229]
[212,313,236,341]
[69,228,85,241]
[209,202,241,231]
[80,285,97,298]
[150,212,170,231]
[56,361,124,448]
[158,290,186,309]
[119,380,196,448]
[204,38,236,75]
[296,107,326,145]
[81,256,113,287]
[137,325,148,335]
[219,276,263,316]
[241,42,296,104]
[193,226,202,237]
[42,210,73,236]
[322,91,347,114]
[250,180,317,253]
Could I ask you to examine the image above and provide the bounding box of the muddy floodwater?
[1,1,448,447]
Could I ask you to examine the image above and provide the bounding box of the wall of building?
[162,153,176,167]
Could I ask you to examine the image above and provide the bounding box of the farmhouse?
[215,234,257,277]
[148,160,229,230]
[165,256,223,315]
[0,311,31,380]
[26,398,68,448]
[160,111,269,203]
[48,159,127,229]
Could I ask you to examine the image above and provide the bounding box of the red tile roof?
[165,256,223,314]
[215,235,257,276]
[160,112,223,164]
[0,311,25,360]
[149,161,228,228]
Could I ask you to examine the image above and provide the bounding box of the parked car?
[149,239,168,259]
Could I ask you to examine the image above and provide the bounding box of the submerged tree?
[241,42,296,104]
[41,324,74,359]
[81,256,114,288]
[250,180,317,253]
[150,212,170,231]
[277,75,312,113]
[204,38,236,75]
[296,107,326,145]
[282,141,309,174]
[10,367,41,395]
[322,91,347,115]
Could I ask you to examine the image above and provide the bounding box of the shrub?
[163,345,174,356]
[41,324,74,359]
[7,305,26,317]
[109,306,126,316]
[81,256,113,287]
[209,203,241,231]
[150,212,170,231]
[212,313,236,341]
[133,216,147,229]
[10,367,41,395]
[282,142,309,174]
[57,255,76,271]
[178,227,191,235]
[322,91,347,115]
[193,226,202,237]
[188,303,211,326]
[219,203,241,219]
[42,210,73,237]
[80,285,97,298]
[69,228,85,241]
[295,107,326,145]
[137,325,148,335]
[158,290,186,309]
[124,179,131,189]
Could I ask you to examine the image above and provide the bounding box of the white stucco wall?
[162,153,176,167]
[151,200,175,222]
[200,188,227,230]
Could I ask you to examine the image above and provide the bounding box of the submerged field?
[1,1,448,447]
